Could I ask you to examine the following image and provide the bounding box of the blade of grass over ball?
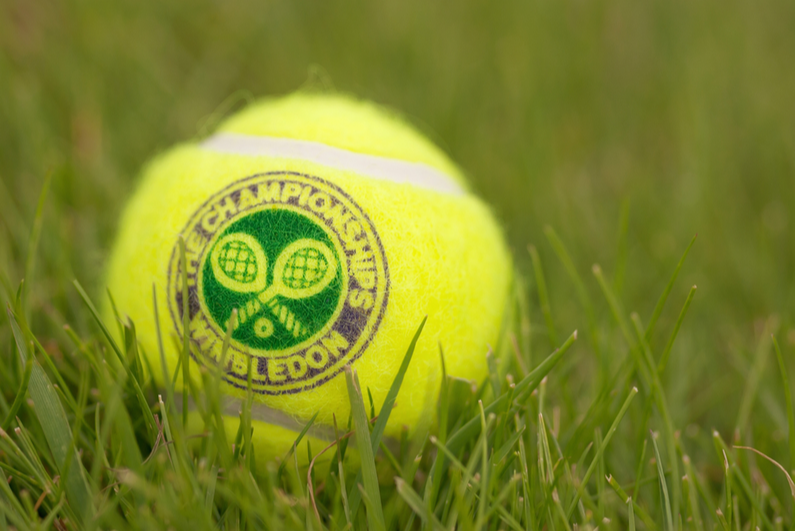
[772,335,795,472]
[244,354,255,470]
[6,307,93,524]
[73,280,157,438]
[93,355,144,474]
[486,349,500,398]
[107,289,126,348]
[345,367,385,530]
[123,316,145,384]
[437,343,449,446]
[346,317,426,521]
[123,319,156,440]
[645,234,696,342]
[179,237,191,429]
[367,387,376,420]
[446,330,577,455]
[278,412,319,477]
[528,244,557,348]
[153,286,176,413]
[204,309,237,461]
[372,316,426,450]
[73,280,124,359]
[425,344,450,514]
[657,285,696,374]
[566,387,637,519]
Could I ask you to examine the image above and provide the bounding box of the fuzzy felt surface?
[104,93,512,467]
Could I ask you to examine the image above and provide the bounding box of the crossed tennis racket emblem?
[210,232,338,338]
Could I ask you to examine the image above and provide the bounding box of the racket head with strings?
[271,238,338,300]
[210,232,269,293]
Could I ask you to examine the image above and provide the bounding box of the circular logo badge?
[167,172,389,395]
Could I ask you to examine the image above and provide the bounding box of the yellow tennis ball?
[104,92,512,465]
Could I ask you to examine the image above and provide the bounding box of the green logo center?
[202,208,343,351]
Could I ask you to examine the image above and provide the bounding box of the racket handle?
[235,296,266,328]
[265,298,306,338]
[235,296,307,338]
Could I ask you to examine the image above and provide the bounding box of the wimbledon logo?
[167,172,389,395]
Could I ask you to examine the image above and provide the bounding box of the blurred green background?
[1,0,794,449]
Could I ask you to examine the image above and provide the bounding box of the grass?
[2,0,795,528]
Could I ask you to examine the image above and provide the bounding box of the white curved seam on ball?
[177,393,337,441]
[200,133,465,195]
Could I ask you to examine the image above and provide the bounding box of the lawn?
[1,0,795,529]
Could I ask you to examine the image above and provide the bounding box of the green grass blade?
[346,317,426,521]
[528,244,558,348]
[644,234,696,342]
[73,280,158,440]
[370,317,426,453]
[566,387,638,519]
[735,319,775,434]
[518,435,535,529]
[446,330,577,454]
[345,367,385,530]
[544,226,600,358]
[722,450,732,527]
[6,307,93,524]
[22,171,52,317]
[650,431,674,531]
[179,237,191,430]
[656,285,696,374]
[681,456,706,531]
[606,474,658,530]
[357,484,386,531]
[0,354,32,431]
[277,412,319,477]
[772,335,795,473]
[395,478,444,530]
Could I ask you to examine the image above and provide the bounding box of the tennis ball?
[104,92,512,466]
